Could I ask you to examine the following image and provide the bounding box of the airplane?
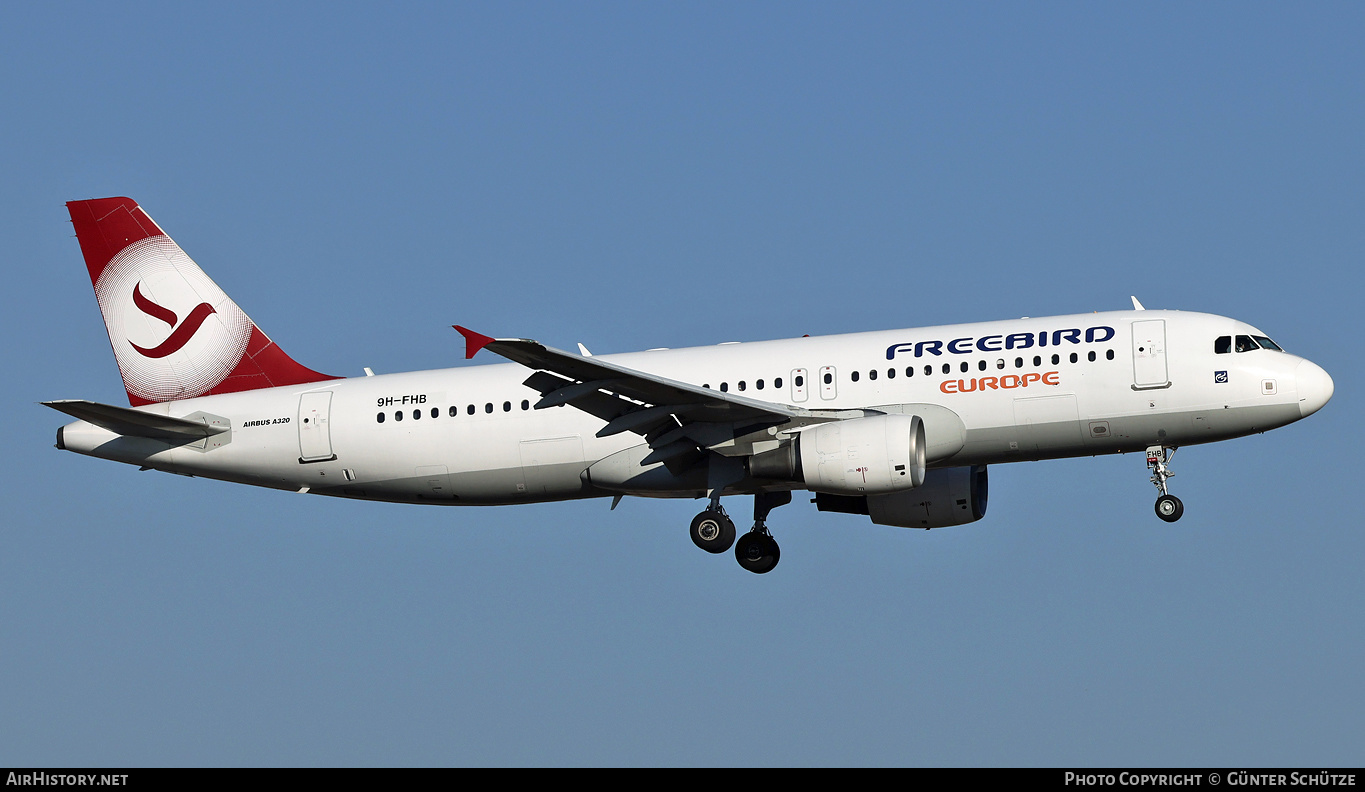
[47,197,1335,574]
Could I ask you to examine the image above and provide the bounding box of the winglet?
[454,325,496,359]
[1131,296,1146,311]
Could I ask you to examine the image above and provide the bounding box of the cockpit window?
[1234,335,1260,353]
[1215,336,1231,354]
[1253,335,1283,352]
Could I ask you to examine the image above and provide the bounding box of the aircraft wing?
[43,399,228,442]
[455,326,818,464]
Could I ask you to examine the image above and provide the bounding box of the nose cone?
[1296,359,1335,418]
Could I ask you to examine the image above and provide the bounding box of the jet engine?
[814,465,988,529]
[749,414,925,496]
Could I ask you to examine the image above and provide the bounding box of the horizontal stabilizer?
[43,399,228,441]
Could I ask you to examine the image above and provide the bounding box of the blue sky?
[2,3,1362,766]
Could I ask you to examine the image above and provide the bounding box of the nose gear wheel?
[1155,494,1184,522]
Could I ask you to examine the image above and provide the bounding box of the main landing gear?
[689,507,736,554]
[688,491,791,574]
[1147,445,1184,523]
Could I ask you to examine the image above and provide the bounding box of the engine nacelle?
[751,414,925,496]
[815,465,988,529]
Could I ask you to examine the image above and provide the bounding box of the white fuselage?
[57,309,1330,506]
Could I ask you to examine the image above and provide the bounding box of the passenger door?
[1131,320,1170,390]
[297,391,335,462]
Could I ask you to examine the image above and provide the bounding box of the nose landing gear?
[1147,445,1184,522]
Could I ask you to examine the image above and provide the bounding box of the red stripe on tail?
[68,197,164,285]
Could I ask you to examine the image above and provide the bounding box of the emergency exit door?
[818,366,837,400]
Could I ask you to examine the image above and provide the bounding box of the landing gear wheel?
[1155,494,1184,523]
[690,510,736,553]
[735,532,780,574]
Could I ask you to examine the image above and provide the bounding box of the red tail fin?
[68,197,339,405]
